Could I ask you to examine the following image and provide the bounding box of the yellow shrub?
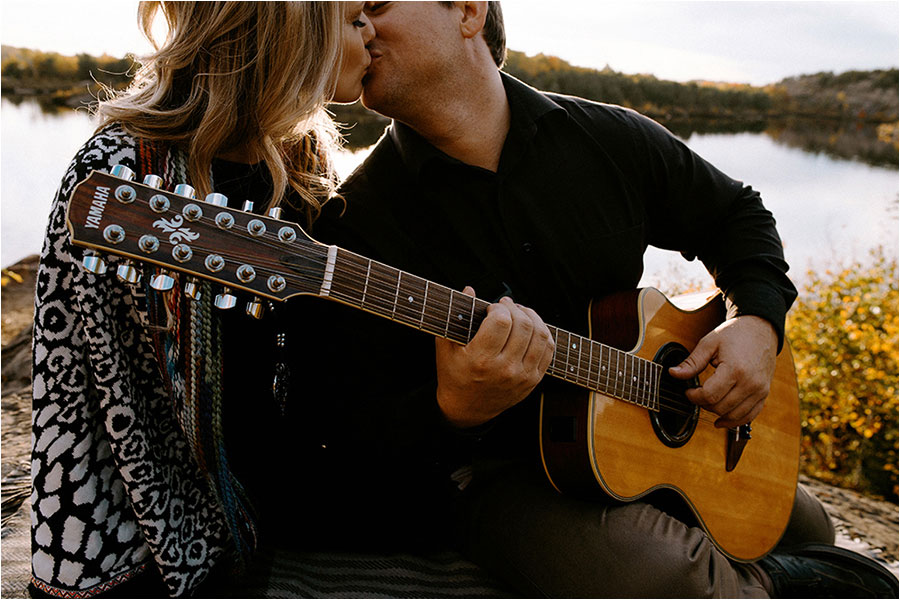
[787,248,898,500]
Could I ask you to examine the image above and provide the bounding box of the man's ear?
[458,1,488,39]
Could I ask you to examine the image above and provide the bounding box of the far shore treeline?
[2,44,898,140]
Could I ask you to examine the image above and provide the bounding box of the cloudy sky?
[1,1,897,85]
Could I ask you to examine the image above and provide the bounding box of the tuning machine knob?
[149,270,175,291]
[206,193,229,207]
[184,277,202,301]
[142,174,164,189]
[245,297,266,319]
[110,164,135,181]
[115,261,142,284]
[175,184,196,199]
[81,251,107,275]
[214,287,237,309]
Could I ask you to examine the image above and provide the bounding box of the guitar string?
[110,220,729,427]
[109,222,721,423]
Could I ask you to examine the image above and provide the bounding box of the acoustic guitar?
[66,167,800,562]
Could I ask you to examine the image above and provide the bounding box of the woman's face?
[333,2,375,103]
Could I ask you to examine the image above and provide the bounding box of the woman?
[30,2,373,597]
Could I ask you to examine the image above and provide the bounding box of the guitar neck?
[65,169,662,411]
[322,247,663,410]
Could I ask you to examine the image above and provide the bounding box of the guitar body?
[539,288,800,562]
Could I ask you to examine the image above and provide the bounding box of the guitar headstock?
[66,167,330,303]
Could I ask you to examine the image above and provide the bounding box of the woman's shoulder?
[72,122,139,171]
[57,122,141,197]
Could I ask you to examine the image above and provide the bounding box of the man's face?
[361,1,460,115]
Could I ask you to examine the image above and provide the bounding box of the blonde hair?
[98,1,344,220]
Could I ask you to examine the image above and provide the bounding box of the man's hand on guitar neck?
[435,287,556,428]
[669,315,778,429]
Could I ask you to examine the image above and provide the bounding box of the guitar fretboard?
[326,248,662,410]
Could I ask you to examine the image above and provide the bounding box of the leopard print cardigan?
[31,125,236,597]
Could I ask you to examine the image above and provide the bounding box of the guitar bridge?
[726,424,752,472]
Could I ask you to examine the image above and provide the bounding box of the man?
[316,1,897,597]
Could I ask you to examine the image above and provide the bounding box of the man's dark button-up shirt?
[292,73,797,544]
[330,73,796,340]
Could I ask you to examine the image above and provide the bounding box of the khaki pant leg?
[777,483,835,548]
[457,466,769,598]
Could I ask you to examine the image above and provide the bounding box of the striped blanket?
[1,500,514,598]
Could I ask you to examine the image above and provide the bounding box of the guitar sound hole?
[651,343,700,448]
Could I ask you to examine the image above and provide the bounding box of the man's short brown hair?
[439,1,507,67]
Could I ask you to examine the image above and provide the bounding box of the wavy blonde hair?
[97,1,344,220]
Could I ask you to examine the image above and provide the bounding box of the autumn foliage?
[787,248,898,501]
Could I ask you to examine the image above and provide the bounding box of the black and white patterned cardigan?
[31,125,233,597]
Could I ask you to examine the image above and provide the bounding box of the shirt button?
[522,242,534,253]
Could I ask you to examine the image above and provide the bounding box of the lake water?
[2,97,897,291]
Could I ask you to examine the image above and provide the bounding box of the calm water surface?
[2,98,897,291]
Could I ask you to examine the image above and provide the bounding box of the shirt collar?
[388,72,566,176]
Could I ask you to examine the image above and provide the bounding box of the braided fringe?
[145,145,258,567]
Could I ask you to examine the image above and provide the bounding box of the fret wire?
[391,269,401,319]
[420,280,429,329]
[361,259,372,305]
[598,346,609,394]
[576,336,584,384]
[588,339,595,391]
[209,244,673,411]
[633,354,641,406]
[286,256,673,408]
[638,356,646,407]
[627,352,635,404]
[275,248,673,407]
[468,294,475,342]
[615,350,622,400]
[445,289,453,336]
[577,336,588,387]
[549,326,558,371]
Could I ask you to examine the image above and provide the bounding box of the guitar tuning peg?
[246,297,265,319]
[81,251,108,275]
[149,270,175,291]
[267,206,283,220]
[110,164,135,181]
[142,174,164,189]
[206,193,229,207]
[116,261,142,284]
[174,184,196,199]
[241,200,254,212]
[214,287,237,309]
[183,277,202,301]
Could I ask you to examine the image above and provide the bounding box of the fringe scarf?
[138,138,257,565]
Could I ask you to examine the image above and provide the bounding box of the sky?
[1,0,897,86]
